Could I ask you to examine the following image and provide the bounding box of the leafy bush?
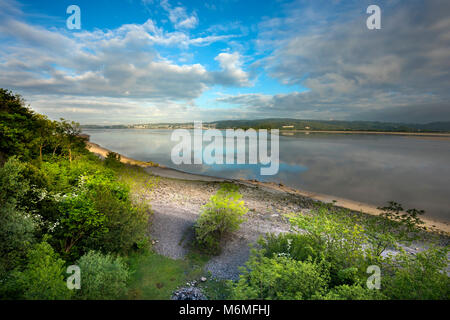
[287,206,370,286]
[76,251,129,300]
[259,232,319,262]
[382,247,450,300]
[363,201,427,257]
[84,180,150,254]
[231,252,328,300]
[13,242,71,300]
[194,184,248,254]
[55,192,108,259]
[235,203,449,300]
[0,157,36,277]
[104,152,122,168]
[314,284,385,300]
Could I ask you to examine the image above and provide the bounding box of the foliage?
[104,152,122,168]
[233,203,449,300]
[12,242,71,300]
[0,89,36,162]
[259,233,319,262]
[82,173,150,254]
[382,247,450,300]
[76,251,129,300]
[287,206,370,285]
[194,183,248,254]
[231,252,328,300]
[314,284,385,300]
[0,157,36,277]
[361,201,427,257]
[0,89,156,300]
[0,89,87,163]
[55,192,108,259]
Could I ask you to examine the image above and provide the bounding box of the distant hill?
[82,119,450,133]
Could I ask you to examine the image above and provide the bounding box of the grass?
[125,250,188,300]
[125,249,214,300]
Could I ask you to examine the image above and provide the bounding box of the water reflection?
[84,129,450,222]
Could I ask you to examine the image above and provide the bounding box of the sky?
[0,0,449,125]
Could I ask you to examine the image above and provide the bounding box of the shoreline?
[85,141,450,234]
[84,127,450,137]
[280,130,450,137]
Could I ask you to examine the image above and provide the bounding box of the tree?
[0,157,36,277]
[34,114,54,161]
[13,242,72,300]
[56,192,108,257]
[0,89,37,162]
[59,118,84,163]
[76,251,129,300]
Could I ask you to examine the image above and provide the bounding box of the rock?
[171,287,207,300]
[200,277,207,282]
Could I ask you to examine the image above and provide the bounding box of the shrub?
[0,157,36,277]
[194,184,248,254]
[382,247,450,300]
[76,251,129,300]
[13,242,72,300]
[363,201,427,257]
[237,203,449,300]
[55,192,108,259]
[287,206,370,286]
[314,284,385,300]
[259,232,319,262]
[231,252,328,300]
[85,182,150,254]
[104,152,122,168]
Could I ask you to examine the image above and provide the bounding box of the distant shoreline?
[83,127,450,137]
[86,141,450,234]
[279,130,450,137]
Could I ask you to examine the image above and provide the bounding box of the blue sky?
[0,0,449,124]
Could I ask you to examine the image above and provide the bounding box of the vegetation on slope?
[1,88,449,300]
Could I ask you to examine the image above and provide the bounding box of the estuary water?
[83,129,450,222]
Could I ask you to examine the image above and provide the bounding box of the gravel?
[148,178,295,280]
[150,204,198,259]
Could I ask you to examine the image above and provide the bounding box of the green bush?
[287,206,371,286]
[13,242,72,300]
[104,152,122,168]
[55,192,108,259]
[314,284,385,300]
[194,184,248,254]
[231,252,328,300]
[85,181,150,254]
[76,251,129,300]
[0,157,36,277]
[259,232,319,262]
[382,247,450,300]
[235,204,449,300]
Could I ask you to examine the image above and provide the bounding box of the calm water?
[84,129,450,222]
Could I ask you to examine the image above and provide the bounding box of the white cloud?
[160,0,198,30]
[211,52,251,87]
